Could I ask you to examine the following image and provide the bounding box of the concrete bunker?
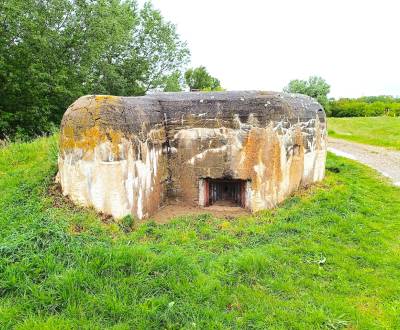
[58,91,327,219]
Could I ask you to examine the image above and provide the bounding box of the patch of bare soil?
[48,181,75,209]
[150,201,250,224]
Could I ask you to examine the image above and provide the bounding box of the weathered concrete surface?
[58,91,327,219]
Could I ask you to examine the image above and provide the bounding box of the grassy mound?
[0,136,399,329]
[328,117,400,150]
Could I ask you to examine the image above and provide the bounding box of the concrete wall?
[58,91,327,219]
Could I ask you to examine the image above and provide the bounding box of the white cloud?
[142,0,400,98]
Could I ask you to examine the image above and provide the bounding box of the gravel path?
[328,137,400,186]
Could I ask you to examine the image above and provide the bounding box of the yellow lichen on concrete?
[94,95,120,104]
[108,129,123,158]
[147,127,167,144]
[75,126,107,152]
[60,126,76,150]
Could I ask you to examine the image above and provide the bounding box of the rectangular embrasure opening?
[203,178,247,208]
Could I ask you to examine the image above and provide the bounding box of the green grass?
[0,135,400,329]
[328,116,400,150]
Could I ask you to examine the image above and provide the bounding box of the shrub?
[329,96,400,117]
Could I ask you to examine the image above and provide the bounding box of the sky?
[143,0,399,98]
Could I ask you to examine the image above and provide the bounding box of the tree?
[163,71,184,92]
[0,0,190,139]
[184,66,222,91]
[283,76,331,114]
[131,2,190,93]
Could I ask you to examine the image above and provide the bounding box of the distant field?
[0,136,400,329]
[328,116,400,150]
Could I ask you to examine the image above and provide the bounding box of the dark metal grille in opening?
[204,179,246,207]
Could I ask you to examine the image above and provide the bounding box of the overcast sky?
[145,0,399,98]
